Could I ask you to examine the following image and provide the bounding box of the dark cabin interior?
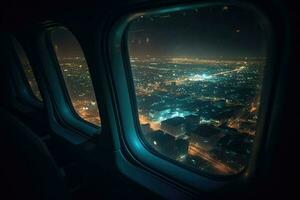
[0,0,299,199]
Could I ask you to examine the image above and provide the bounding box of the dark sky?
[52,28,85,59]
[127,5,269,59]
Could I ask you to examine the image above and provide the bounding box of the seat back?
[0,108,68,200]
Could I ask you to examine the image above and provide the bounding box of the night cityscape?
[22,5,267,175]
[13,38,43,101]
[126,5,267,175]
[25,54,264,175]
[56,56,100,125]
[23,63,42,101]
[130,56,264,175]
[22,57,101,125]
[52,28,101,125]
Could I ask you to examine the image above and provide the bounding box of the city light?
[188,73,213,81]
[130,55,264,175]
[36,4,268,177]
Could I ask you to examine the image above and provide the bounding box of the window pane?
[127,5,268,176]
[13,39,42,101]
[51,28,101,126]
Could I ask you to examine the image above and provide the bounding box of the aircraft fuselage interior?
[0,0,298,199]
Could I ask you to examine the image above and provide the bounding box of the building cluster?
[132,56,264,175]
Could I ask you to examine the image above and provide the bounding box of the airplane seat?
[0,107,69,200]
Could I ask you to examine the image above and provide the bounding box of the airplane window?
[13,39,43,101]
[50,28,101,126]
[126,5,268,176]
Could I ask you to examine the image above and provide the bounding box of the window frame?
[108,0,278,193]
[47,26,102,128]
[34,23,101,142]
[9,36,44,109]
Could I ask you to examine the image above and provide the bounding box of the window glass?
[127,5,268,175]
[51,28,101,126]
[13,39,42,101]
